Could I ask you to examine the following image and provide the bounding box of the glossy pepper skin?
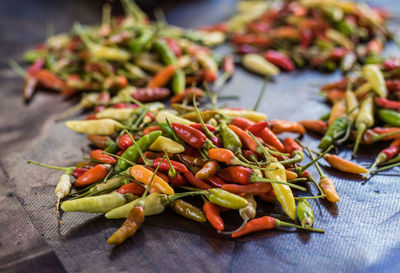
[90,149,116,164]
[219,122,242,154]
[196,160,218,179]
[172,123,207,149]
[218,166,252,185]
[203,201,224,231]
[296,199,314,228]
[74,164,110,187]
[172,199,206,222]
[378,109,400,127]
[207,188,248,209]
[115,131,162,172]
[152,158,188,173]
[318,116,348,150]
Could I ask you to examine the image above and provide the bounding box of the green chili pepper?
[171,69,185,94]
[337,20,354,37]
[104,138,119,154]
[158,122,176,139]
[207,188,248,209]
[61,192,131,213]
[128,29,153,53]
[23,49,42,62]
[296,199,314,228]
[318,116,348,150]
[319,111,331,121]
[378,109,400,127]
[172,199,206,222]
[86,176,126,196]
[219,122,242,154]
[353,95,374,155]
[115,130,162,172]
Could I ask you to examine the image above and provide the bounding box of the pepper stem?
[165,190,209,204]
[274,219,324,233]
[299,145,333,173]
[27,160,75,175]
[336,121,353,145]
[253,75,269,111]
[132,108,148,129]
[213,71,232,90]
[250,174,307,191]
[364,152,387,178]
[192,92,215,140]
[164,151,177,178]
[203,82,217,109]
[124,129,151,166]
[372,160,400,174]
[353,123,366,156]
[372,130,400,142]
[102,150,136,166]
[306,147,327,180]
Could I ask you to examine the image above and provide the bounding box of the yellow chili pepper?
[130,165,174,195]
[264,160,296,220]
[355,82,371,98]
[61,192,128,213]
[90,44,130,62]
[65,119,123,135]
[217,109,267,122]
[363,64,387,98]
[156,110,194,126]
[182,110,218,122]
[197,52,218,74]
[354,95,374,154]
[96,108,136,121]
[325,29,354,50]
[319,178,340,202]
[242,54,280,76]
[345,90,359,121]
[150,136,184,153]
[328,99,346,126]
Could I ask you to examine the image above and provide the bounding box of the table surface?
[1,1,400,272]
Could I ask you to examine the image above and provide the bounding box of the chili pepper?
[172,123,213,149]
[61,191,129,213]
[207,148,255,168]
[118,182,145,196]
[228,124,257,152]
[376,97,400,111]
[207,188,248,209]
[383,58,400,71]
[118,134,133,150]
[264,50,294,72]
[218,109,267,122]
[296,199,314,228]
[321,78,348,91]
[341,52,357,72]
[164,38,182,57]
[115,131,162,172]
[147,65,177,88]
[172,199,206,222]
[156,111,194,127]
[318,116,348,150]
[378,109,400,127]
[251,127,285,153]
[170,173,187,186]
[214,55,235,89]
[87,135,112,149]
[243,53,280,76]
[246,121,269,134]
[299,120,327,134]
[365,138,400,177]
[280,137,304,165]
[196,160,218,180]
[190,123,216,134]
[75,164,111,187]
[363,64,387,97]
[90,149,116,164]
[107,204,145,245]
[203,201,224,231]
[353,95,374,155]
[143,125,162,135]
[285,170,298,181]
[128,28,153,53]
[65,119,123,135]
[170,88,203,104]
[324,154,367,174]
[269,119,305,135]
[231,215,324,238]
[96,108,135,121]
[221,183,271,195]
[231,117,254,129]
[152,158,188,173]
[183,171,211,190]
[219,122,242,154]
[132,87,170,103]
[328,99,346,126]
[55,174,72,224]
[73,168,88,178]
[372,127,400,139]
[130,165,174,195]
[145,167,169,183]
[171,69,186,94]
[386,80,400,92]
[35,69,69,91]
[311,152,340,202]
[206,176,227,188]
[149,136,185,154]
[182,110,218,123]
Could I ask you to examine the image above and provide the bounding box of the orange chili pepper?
[170,87,203,104]
[208,148,235,164]
[228,124,258,152]
[269,120,305,135]
[130,165,174,195]
[328,99,346,126]
[203,202,224,231]
[324,154,367,174]
[285,170,298,181]
[118,182,145,196]
[143,125,162,135]
[108,205,145,244]
[147,64,177,88]
[90,149,116,164]
[75,164,110,187]
[195,160,218,179]
[299,120,327,134]
[326,89,346,103]
[221,183,271,195]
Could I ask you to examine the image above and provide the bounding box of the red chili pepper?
[203,202,224,231]
[118,134,133,150]
[113,103,139,109]
[172,123,207,149]
[300,29,313,48]
[205,176,227,188]
[90,149,117,165]
[170,87,203,104]
[74,164,110,187]
[242,150,258,161]
[329,47,349,60]
[320,78,348,91]
[164,38,182,57]
[382,139,400,159]
[27,58,45,75]
[375,97,400,111]
[222,183,271,195]
[228,124,257,152]
[73,168,88,178]
[247,21,271,33]
[217,166,252,185]
[246,121,269,134]
[190,123,216,134]
[153,158,188,173]
[283,137,302,155]
[85,114,97,120]
[132,87,170,103]
[386,80,400,92]
[144,151,168,160]
[183,172,211,190]
[183,146,202,157]
[35,69,69,91]
[231,117,254,129]
[383,58,400,71]
[203,69,217,83]
[257,190,275,203]
[326,89,346,103]
[235,45,259,54]
[264,50,294,71]
[231,33,270,46]
[170,173,187,186]
[118,182,145,196]
[249,126,285,153]
[231,216,276,238]
[222,55,235,74]
[197,22,228,33]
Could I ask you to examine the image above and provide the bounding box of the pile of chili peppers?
[27,89,355,243]
[300,58,400,177]
[15,0,228,117]
[200,0,391,74]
